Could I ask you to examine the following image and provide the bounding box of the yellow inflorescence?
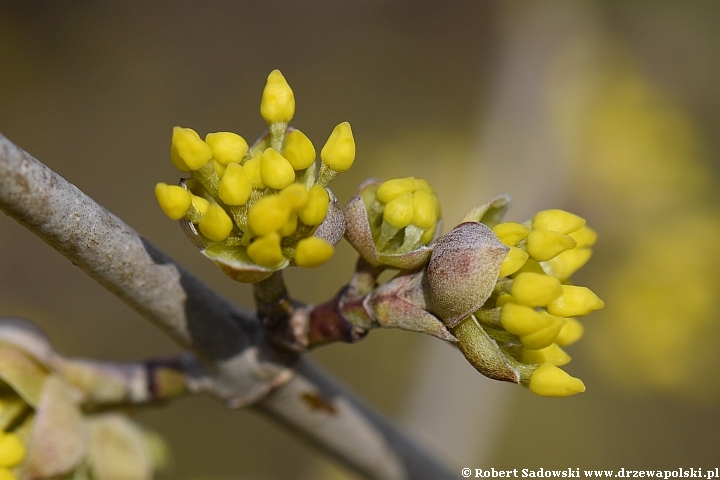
[469,209,603,396]
[156,70,351,272]
[366,177,441,254]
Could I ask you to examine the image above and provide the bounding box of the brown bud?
[427,222,509,327]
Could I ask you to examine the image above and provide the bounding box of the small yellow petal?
[412,190,439,229]
[519,314,565,350]
[248,195,292,236]
[294,237,335,267]
[247,233,284,267]
[568,225,598,248]
[260,70,295,124]
[500,303,552,336]
[320,122,355,172]
[171,127,213,170]
[261,148,296,190]
[242,151,266,189]
[191,194,210,215]
[522,343,571,366]
[376,177,416,204]
[218,163,252,206]
[525,229,577,261]
[544,247,592,281]
[198,204,233,241]
[205,132,248,165]
[297,185,329,226]
[283,130,316,170]
[546,285,604,317]
[554,317,585,346]
[528,363,585,397]
[155,183,191,220]
[383,192,414,229]
[492,222,531,247]
[531,209,586,235]
[510,272,562,307]
[420,223,437,245]
[498,246,529,278]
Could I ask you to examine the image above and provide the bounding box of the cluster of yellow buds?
[344,177,442,269]
[427,203,603,397]
[155,70,355,282]
[0,429,24,480]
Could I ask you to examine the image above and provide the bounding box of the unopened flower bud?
[531,209,586,235]
[155,183,192,220]
[320,122,355,172]
[528,363,585,397]
[260,70,295,124]
[205,132,248,165]
[546,285,604,317]
[294,237,335,267]
[199,204,233,241]
[171,127,213,170]
[283,130,316,170]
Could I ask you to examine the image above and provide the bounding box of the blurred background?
[1,1,719,478]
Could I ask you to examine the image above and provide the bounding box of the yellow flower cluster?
[475,209,603,396]
[364,177,441,254]
[0,428,24,480]
[155,70,355,271]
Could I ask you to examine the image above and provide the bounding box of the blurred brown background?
[1,1,719,478]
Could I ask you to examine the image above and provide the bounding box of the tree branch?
[0,132,457,479]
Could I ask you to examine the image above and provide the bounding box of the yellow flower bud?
[279,183,310,211]
[554,317,584,346]
[247,233,284,267]
[500,303,552,336]
[260,70,295,124]
[218,163,252,206]
[297,185,329,226]
[522,343,571,366]
[261,148,296,190]
[519,313,565,350]
[320,122,355,172]
[531,209,586,235]
[191,194,210,215]
[568,225,598,248]
[412,190,438,229]
[248,195,292,236]
[420,223,437,245]
[283,130,316,170]
[0,432,26,467]
[242,152,266,188]
[294,237,335,268]
[510,272,562,307]
[498,246,529,278]
[546,285,604,317]
[171,127,213,170]
[155,183,192,220]
[383,192,414,229]
[544,247,592,281]
[205,132,248,165]
[279,213,298,237]
[528,363,585,397]
[198,204,233,241]
[525,229,577,261]
[492,222,531,247]
[376,177,416,204]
